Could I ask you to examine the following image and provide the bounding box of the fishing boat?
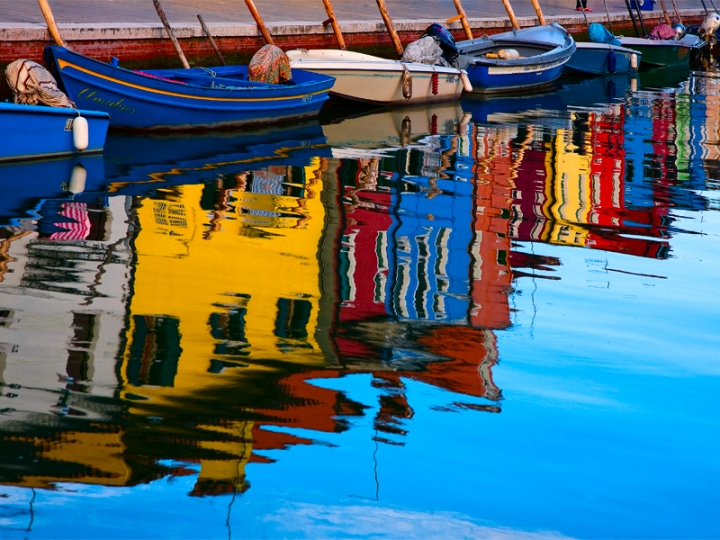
[286,49,469,105]
[42,46,335,130]
[617,34,704,68]
[0,101,110,162]
[244,0,470,106]
[613,0,705,69]
[565,42,641,75]
[455,23,576,94]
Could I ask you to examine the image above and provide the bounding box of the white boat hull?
[287,49,467,105]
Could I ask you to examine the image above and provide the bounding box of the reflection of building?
[335,130,512,332]
[0,195,133,487]
[123,162,328,385]
[0,112,510,495]
[509,106,673,259]
[117,159,342,494]
[325,126,510,441]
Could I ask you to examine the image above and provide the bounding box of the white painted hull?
[287,49,467,105]
[322,101,470,157]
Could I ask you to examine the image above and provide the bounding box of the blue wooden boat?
[565,42,641,75]
[565,24,641,76]
[0,101,109,162]
[564,23,639,75]
[454,24,576,94]
[43,46,335,130]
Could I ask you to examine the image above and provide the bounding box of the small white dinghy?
[287,49,470,106]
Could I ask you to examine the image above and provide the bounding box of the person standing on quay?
[576,0,592,10]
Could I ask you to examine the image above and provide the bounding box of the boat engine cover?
[421,24,459,66]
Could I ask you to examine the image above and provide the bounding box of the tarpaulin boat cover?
[648,24,677,39]
[248,45,292,85]
[402,36,448,66]
[588,23,622,46]
[5,59,75,107]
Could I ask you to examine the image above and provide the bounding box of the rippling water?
[0,67,719,539]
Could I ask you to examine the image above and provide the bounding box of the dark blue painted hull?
[463,61,566,93]
[564,43,641,75]
[457,24,575,94]
[0,102,110,162]
[44,46,335,130]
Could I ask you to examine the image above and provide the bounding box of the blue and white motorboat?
[453,23,576,94]
[0,101,110,162]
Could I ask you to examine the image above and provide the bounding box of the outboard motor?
[421,23,459,66]
[699,13,720,40]
[671,23,686,40]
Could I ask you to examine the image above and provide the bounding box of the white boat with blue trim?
[455,23,576,94]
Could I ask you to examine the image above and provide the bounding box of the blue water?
[0,68,719,539]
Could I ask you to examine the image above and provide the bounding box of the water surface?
[0,68,719,539]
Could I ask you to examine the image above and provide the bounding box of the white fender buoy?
[458,112,472,138]
[460,71,473,93]
[72,115,89,151]
[699,13,720,39]
[630,54,638,70]
[497,49,520,60]
[66,164,87,196]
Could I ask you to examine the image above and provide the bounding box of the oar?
[699,0,709,15]
[601,0,614,33]
[656,0,673,25]
[375,0,404,57]
[36,0,68,46]
[321,0,347,49]
[243,0,275,45]
[152,0,190,69]
[530,0,547,26]
[500,0,521,30]
[197,14,227,65]
[446,0,474,40]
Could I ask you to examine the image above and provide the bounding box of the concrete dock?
[0,0,709,64]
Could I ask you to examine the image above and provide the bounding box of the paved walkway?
[2,0,709,26]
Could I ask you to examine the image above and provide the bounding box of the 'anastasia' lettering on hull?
[78,88,137,114]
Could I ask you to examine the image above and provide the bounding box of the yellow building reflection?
[122,160,328,390]
[543,125,594,247]
[115,160,330,494]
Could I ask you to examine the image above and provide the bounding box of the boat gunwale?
[47,46,335,100]
[617,36,706,49]
[286,49,465,75]
[573,42,643,56]
[460,41,576,68]
[0,101,111,119]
